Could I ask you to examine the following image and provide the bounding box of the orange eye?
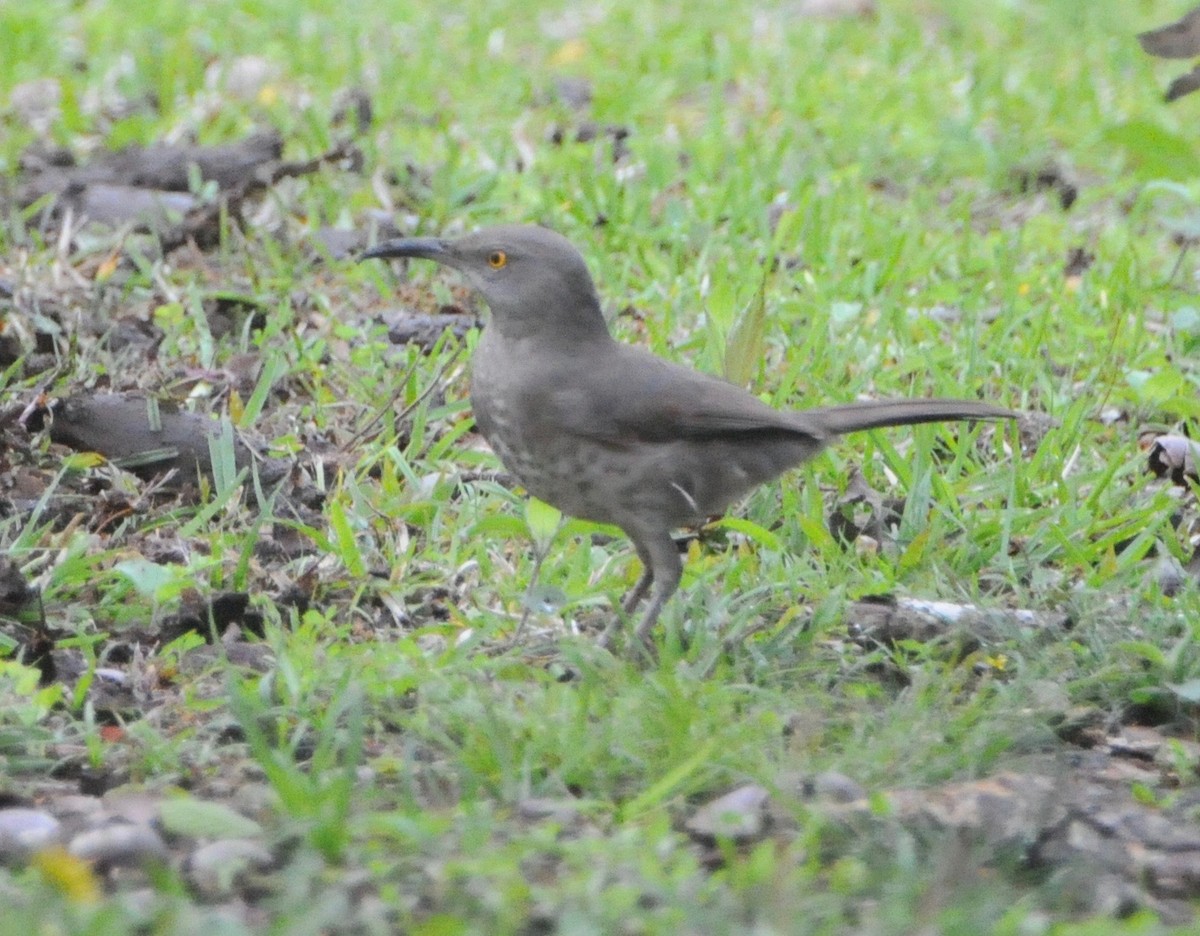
[487,250,507,269]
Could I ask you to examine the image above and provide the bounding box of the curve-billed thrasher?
[362,225,1013,645]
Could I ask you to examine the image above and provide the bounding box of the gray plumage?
[362,225,1014,646]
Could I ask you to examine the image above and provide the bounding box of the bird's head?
[361,224,608,341]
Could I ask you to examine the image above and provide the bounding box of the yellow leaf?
[549,39,586,66]
[63,452,107,471]
[32,847,101,902]
[229,388,244,424]
[95,254,119,281]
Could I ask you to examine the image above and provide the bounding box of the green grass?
[4,0,1200,932]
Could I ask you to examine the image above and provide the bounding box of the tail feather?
[803,399,1015,436]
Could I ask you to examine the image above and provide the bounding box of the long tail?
[804,399,1015,436]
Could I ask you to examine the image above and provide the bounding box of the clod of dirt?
[846,596,1070,649]
[14,132,283,209]
[156,591,263,645]
[1015,409,1056,453]
[826,467,905,552]
[0,556,40,623]
[204,294,269,339]
[20,392,283,489]
[383,310,482,351]
[546,121,631,163]
[331,87,374,134]
[551,76,593,112]
[1063,245,1095,280]
[1013,163,1079,211]
[7,131,361,254]
[61,181,197,231]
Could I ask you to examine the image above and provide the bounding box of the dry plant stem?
[342,346,462,451]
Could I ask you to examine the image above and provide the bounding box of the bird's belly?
[477,418,623,524]
[475,409,779,529]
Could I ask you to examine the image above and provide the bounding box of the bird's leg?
[621,567,654,615]
[601,531,681,651]
[599,540,654,650]
[630,530,684,648]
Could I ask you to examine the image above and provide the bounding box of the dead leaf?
[1144,433,1200,485]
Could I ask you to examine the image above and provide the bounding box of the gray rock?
[187,838,273,898]
[685,784,771,843]
[0,808,62,861]
[69,821,168,867]
[809,771,866,804]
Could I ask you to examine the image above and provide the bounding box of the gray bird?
[361,225,1014,647]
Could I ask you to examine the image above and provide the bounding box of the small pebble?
[517,797,584,824]
[685,784,771,842]
[0,808,62,861]
[187,838,273,898]
[70,821,168,867]
[101,789,165,827]
[810,771,866,804]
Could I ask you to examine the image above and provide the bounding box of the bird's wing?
[543,346,823,445]
[536,346,1011,447]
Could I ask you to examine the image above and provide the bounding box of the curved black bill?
[358,237,448,263]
